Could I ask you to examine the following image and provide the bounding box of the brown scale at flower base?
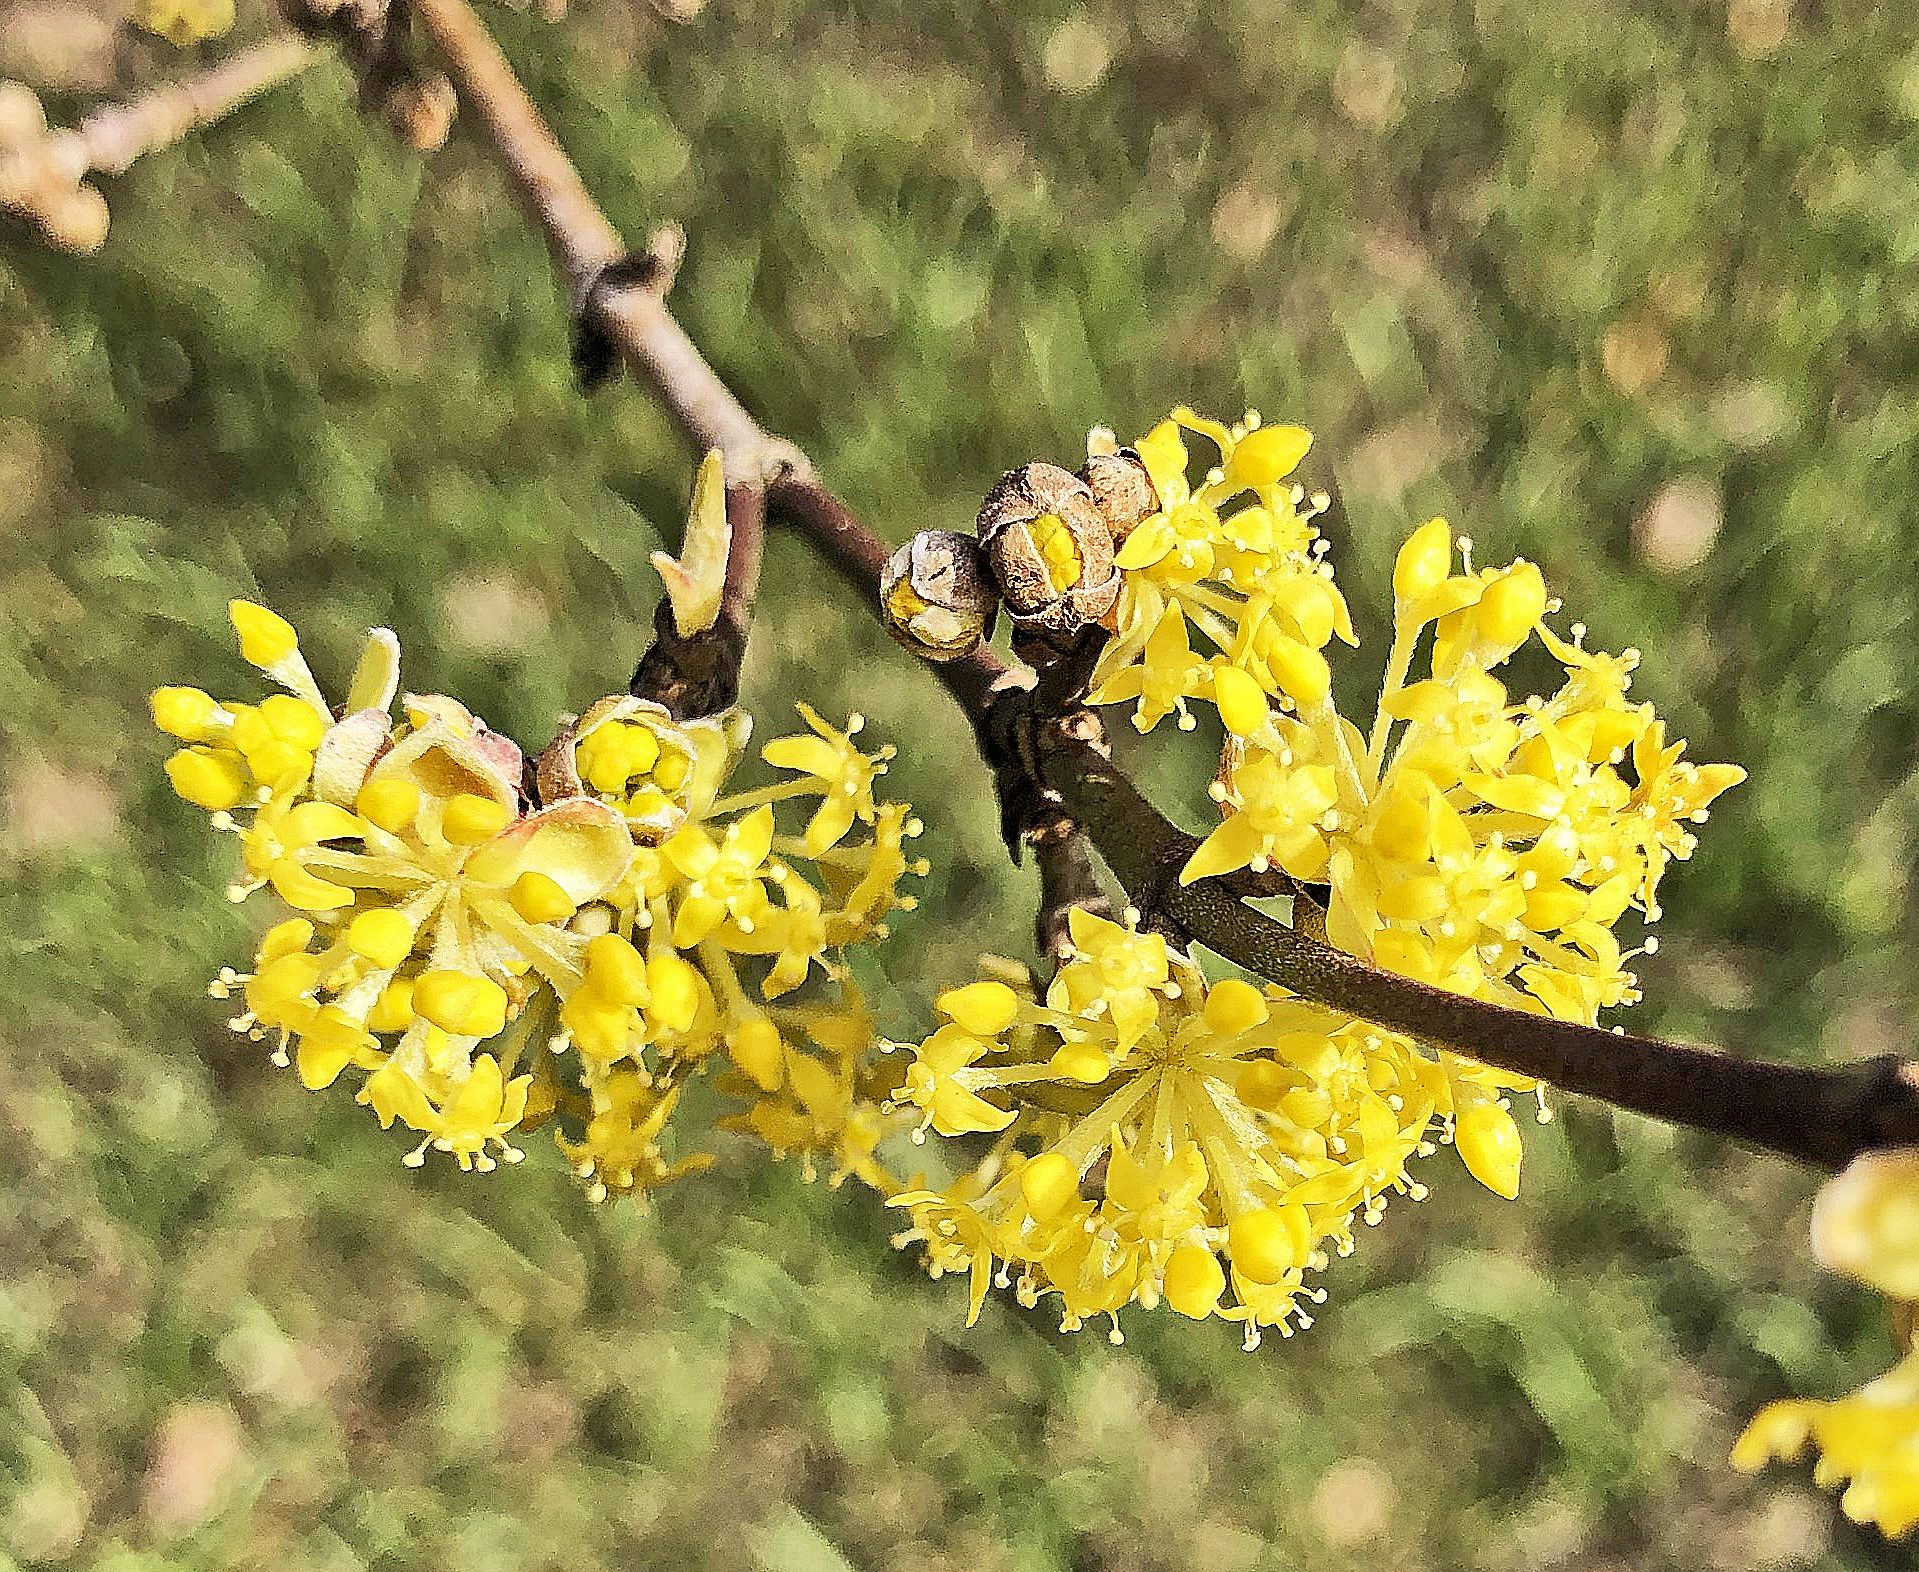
[158,601,926,1197]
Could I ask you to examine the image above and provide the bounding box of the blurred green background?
[4,0,1919,1566]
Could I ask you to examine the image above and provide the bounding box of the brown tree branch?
[392,0,1919,1168]
[1,35,319,253]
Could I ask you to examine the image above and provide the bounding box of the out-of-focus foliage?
[2,1,1917,1567]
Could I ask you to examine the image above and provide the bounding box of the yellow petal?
[937,981,1020,1036]
[1212,663,1269,737]
[1224,423,1311,489]
[1455,1098,1524,1199]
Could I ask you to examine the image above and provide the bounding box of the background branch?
[1,34,319,253]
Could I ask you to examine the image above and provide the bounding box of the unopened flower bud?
[975,462,1119,641]
[1077,448,1159,539]
[880,529,996,661]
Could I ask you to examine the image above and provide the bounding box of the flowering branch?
[1021,713,1919,1173]
[754,466,1919,1171]
[386,0,1919,1171]
[1,34,319,252]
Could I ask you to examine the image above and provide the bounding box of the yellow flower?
[1088,407,1348,734]
[1734,1352,1919,1539]
[759,703,894,855]
[889,921,1449,1342]
[1174,505,1742,1035]
[162,607,926,1192]
[1813,1149,1919,1300]
[896,419,1743,1338]
[1734,1149,1919,1538]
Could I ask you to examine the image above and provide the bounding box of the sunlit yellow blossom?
[1089,407,1347,735]
[896,410,1742,1341]
[888,919,1464,1344]
[1164,471,1742,1035]
[160,604,924,1196]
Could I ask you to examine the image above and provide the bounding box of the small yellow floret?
[346,908,416,969]
[1268,637,1332,708]
[647,953,701,1032]
[151,686,223,742]
[357,777,420,833]
[259,694,326,750]
[1229,1206,1308,1284]
[413,970,509,1038]
[938,980,1020,1037]
[229,600,299,668]
[1212,664,1268,737]
[1475,563,1547,648]
[1050,1040,1110,1084]
[652,749,690,792]
[1455,1099,1523,1199]
[1164,1243,1227,1318]
[1226,423,1312,488]
[443,793,513,846]
[508,871,576,925]
[1393,517,1453,603]
[1019,1151,1080,1220]
[728,1018,785,1091]
[165,747,246,811]
[1203,977,1269,1035]
[1028,512,1084,591]
[585,934,650,1006]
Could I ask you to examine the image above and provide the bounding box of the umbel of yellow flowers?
[155,599,923,1196]
[888,407,1744,1343]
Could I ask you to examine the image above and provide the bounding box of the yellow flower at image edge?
[1734,1353,1919,1538]
[130,0,235,45]
[157,601,927,1196]
[1733,1148,1919,1538]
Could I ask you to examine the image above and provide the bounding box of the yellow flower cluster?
[891,408,1742,1337]
[130,0,235,45]
[888,909,1478,1344]
[157,602,923,1195]
[1734,1149,1919,1537]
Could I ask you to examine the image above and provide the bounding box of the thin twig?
[1,35,319,253]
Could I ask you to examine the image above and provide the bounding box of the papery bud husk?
[1078,448,1159,540]
[536,693,747,844]
[976,462,1119,640]
[880,529,997,661]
